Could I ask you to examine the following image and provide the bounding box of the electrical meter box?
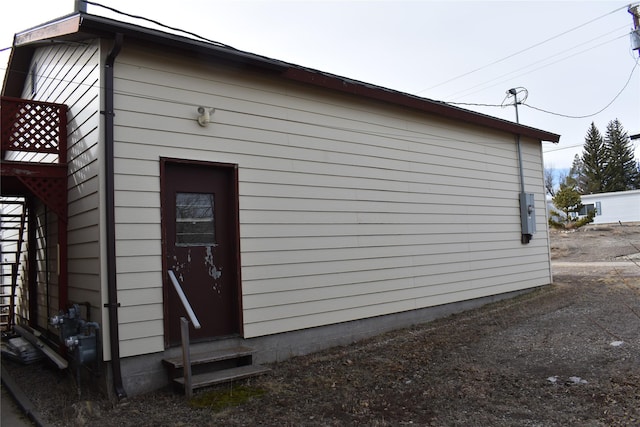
[519,192,536,237]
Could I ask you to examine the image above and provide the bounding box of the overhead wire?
[522,57,640,119]
[0,54,523,157]
[2,39,636,130]
[442,51,638,118]
[2,1,636,145]
[544,132,639,153]
[442,29,629,101]
[413,3,631,95]
[544,142,588,153]
[1,1,635,186]
[0,0,237,53]
[81,0,235,49]
[4,0,630,91]
[440,101,504,108]
[78,0,637,123]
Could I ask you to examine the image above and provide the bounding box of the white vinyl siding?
[34,204,59,330]
[56,40,102,316]
[111,44,551,353]
[580,190,640,224]
[21,41,103,339]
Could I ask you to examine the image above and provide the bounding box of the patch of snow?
[569,376,587,384]
[549,375,588,385]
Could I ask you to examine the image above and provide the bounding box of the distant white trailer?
[579,189,640,224]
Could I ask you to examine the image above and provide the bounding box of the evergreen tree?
[603,119,638,192]
[548,183,595,229]
[566,154,585,193]
[580,122,606,194]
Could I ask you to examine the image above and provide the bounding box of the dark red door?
[161,160,241,347]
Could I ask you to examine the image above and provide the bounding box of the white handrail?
[167,270,201,329]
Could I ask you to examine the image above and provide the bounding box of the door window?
[175,192,215,246]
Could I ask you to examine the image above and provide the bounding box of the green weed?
[189,385,266,412]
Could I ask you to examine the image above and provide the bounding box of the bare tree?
[544,167,556,196]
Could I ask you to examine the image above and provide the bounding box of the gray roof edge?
[7,12,560,143]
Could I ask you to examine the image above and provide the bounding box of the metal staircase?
[0,198,26,333]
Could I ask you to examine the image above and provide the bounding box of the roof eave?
[4,12,560,143]
[282,67,560,143]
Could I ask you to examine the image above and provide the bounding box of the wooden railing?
[167,270,201,398]
[0,96,69,337]
[1,96,68,163]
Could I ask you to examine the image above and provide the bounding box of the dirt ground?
[3,224,640,426]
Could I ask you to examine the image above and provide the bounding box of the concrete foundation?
[118,287,538,396]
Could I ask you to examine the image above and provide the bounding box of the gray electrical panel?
[520,192,536,242]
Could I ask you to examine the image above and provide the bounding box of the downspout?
[104,33,127,399]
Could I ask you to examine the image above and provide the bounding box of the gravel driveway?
[3,224,640,426]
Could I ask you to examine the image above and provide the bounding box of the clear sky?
[2,0,638,171]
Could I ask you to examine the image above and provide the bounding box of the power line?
[81,0,235,49]
[446,53,639,119]
[414,4,630,95]
[441,101,504,108]
[0,1,237,53]
[522,58,639,119]
[3,48,635,126]
[80,0,637,119]
[442,29,628,102]
[1,58,519,153]
[3,1,636,139]
[544,143,585,153]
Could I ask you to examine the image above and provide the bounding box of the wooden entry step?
[162,345,270,392]
[173,365,270,389]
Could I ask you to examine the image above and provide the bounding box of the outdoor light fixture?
[197,106,214,127]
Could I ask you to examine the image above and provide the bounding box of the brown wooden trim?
[6,13,560,144]
[281,67,560,143]
[159,158,170,348]
[160,156,240,170]
[0,162,68,222]
[231,164,244,336]
[14,15,81,47]
[159,157,244,346]
[0,161,67,178]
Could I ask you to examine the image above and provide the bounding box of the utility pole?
[75,0,87,13]
[630,4,640,57]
